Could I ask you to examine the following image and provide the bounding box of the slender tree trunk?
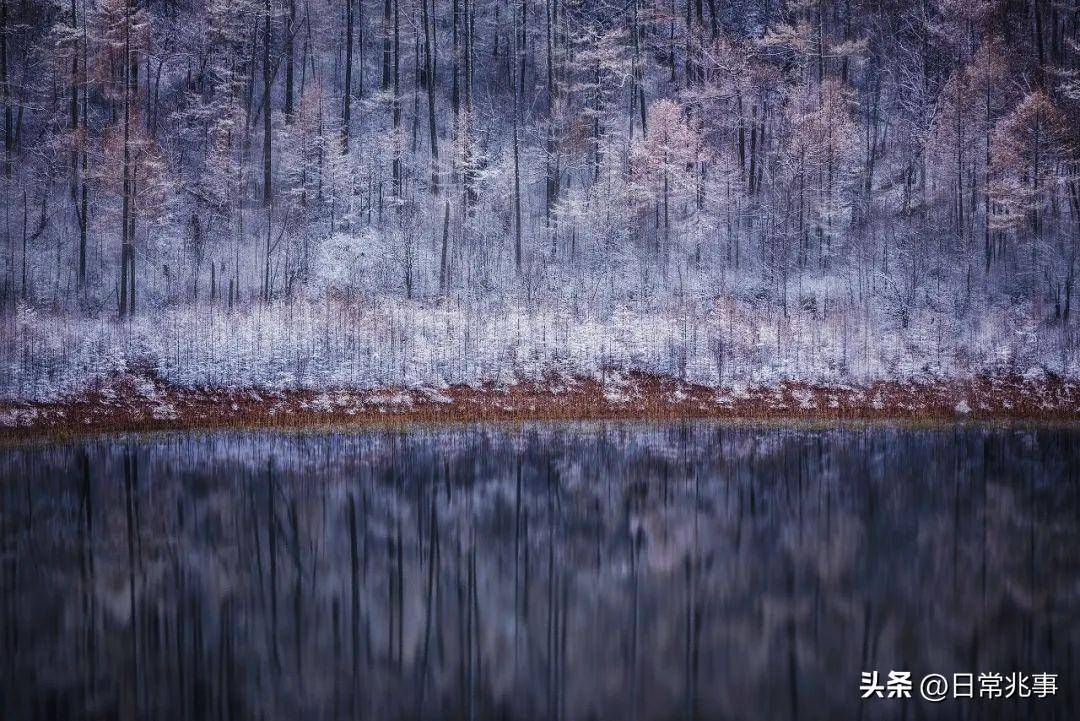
[984,60,992,271]
[518,0,526,97]
[512,0,522,272]
[343,0,353,147]
[70,0,78,199]
[263,0,273,206]
[461,0,475,207]
[684,0,693,86]
[392,0,400,194]
[631,0,646,137]
[452,0,459,119]
[543,0,556,228]
[357,0,364,97]
[245,19,258,138]
[421,0,439,194]
[20,189,26,300]
[955,77,964,236]
[119,0,133,317]
[264,208,272,302]
[748,104,757,195]
[78,0,88,288]
[284,0,295,121]
[439,199,450,292]
[70,0,86,287]
[129,174,136,313]
[382,0,391,89]
[0,0,11,179]
[1030,0,1045,69]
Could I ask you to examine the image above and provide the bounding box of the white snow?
[0,295,1075,404]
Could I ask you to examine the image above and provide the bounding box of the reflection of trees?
[1,426,1077,720]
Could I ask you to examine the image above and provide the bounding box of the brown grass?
[0,370,1076,441]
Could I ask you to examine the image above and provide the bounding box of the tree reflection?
[1,424,1077,720]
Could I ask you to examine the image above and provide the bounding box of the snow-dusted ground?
[1,292,1074,403]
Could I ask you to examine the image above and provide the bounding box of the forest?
[0,0,1078,399]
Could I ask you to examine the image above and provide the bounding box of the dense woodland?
[0,0,1079,396]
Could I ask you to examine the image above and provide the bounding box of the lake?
[1,423,1077,720]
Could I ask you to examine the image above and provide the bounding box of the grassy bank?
[0,370,1076,440]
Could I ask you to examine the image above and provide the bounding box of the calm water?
[1,424,1077,721]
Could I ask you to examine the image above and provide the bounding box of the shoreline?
[0,371,1077,441]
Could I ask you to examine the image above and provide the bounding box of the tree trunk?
[518,0,526,97]
[439,200,450,292]
[512,0,523,272]
[984,50,992,271]
[284,0,295,122]
[263,0,273,206]
[382,0,391,90]
[392,0,400,195]
[119,0,133,317]
[79,0,88,288]
[1,0,12,179]
[421,0,439,193]
[343,0,353,147]
[70,0,78,198]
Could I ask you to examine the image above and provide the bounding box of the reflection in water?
[1,424,1077,720]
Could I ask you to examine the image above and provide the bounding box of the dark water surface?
[1,424,1078,720]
